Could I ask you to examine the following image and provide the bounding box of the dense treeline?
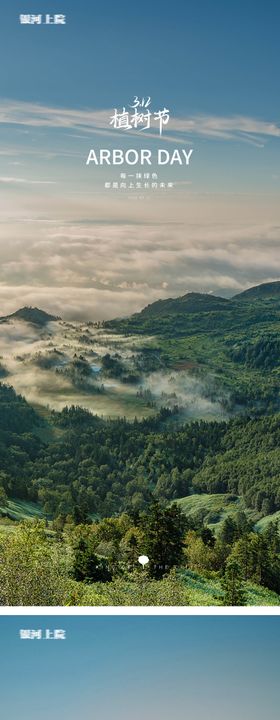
[193,415,280,514]
[0,503,279,605]
[1,384,280,521]
[229,335,280,370]
[0,383,38,433]
[106,295,278,338]
[1,382,280,604]
[51,502,280,600]
[0,385,226,516]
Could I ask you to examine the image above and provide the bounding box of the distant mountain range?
[105,280,280,336]
[1,281,280,328]
[137,281,280,319]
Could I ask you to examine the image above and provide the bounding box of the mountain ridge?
[233,280,280,301]
[0,306,61,326]
[1,280,280,326]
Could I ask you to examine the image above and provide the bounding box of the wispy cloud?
[169,115,280,145]
[0,176,56,185]
[0,99,279,146]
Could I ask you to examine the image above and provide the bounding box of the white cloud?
[0,99,279,145]
[0,219,280,319]
[169,115,280,145]
[0,176,56,185]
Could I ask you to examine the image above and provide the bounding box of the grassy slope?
[180,569,280,606]
[175,493,255,532]
[176,491,280,534]
[0,498,45,523]
[255,510,280,532]
[176,492,242,515]
[79,567,280,606]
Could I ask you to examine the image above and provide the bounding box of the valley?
[1,279,280,605]
[0,308,229,421]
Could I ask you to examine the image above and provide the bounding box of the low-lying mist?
[0,317,229,422]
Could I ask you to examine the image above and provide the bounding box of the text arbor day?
[86,148,194,166]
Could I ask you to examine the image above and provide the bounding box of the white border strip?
[1,606,280,615]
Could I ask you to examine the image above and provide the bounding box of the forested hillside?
[1,382,280,520]
[106,283,280,414]
[1,280,280,605]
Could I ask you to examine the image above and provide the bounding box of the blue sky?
[0,1,280,318]
[1,0,280,117]
[1,616,280,720]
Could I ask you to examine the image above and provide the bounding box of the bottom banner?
[0,615,279,719]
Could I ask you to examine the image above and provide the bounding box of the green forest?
[1,280,280,605]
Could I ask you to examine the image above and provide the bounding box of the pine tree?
[141,502,187,579]
[73,537,112,583]
[222,558,247,606]
[220,516,237,545]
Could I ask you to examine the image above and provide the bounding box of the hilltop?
[0,306,61,326]
[234,280,280,301]
[106,280,280,337]
[136,292,230,318]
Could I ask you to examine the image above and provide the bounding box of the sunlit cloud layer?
[0,214,280,319]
